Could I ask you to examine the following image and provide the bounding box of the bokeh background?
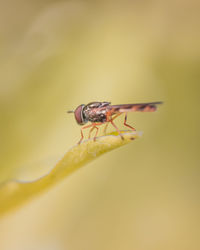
[0,0,199,249]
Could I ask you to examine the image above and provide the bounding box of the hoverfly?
[68,101,162,144]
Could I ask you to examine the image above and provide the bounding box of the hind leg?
[123,113,136,131]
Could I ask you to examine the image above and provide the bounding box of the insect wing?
[107,102,163,114]
[86,102,111,109]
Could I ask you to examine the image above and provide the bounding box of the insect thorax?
[83,105,107,123]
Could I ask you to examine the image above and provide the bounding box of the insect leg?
[93,126,99,141]
[78,129,84,145]
[124,113,136,131]
[78,124,94,144]
[103,122,109,135]
[104,112,112,135]
[88,126,95,139]
[88,122,103,140]
[110,120,124,140]
[104,113,122,135]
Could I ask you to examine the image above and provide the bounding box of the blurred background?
[0,0,199,249]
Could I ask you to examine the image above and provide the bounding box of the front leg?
[78,123,103,144]
[78,124,93,144]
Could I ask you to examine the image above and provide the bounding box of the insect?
[67,101,162,144]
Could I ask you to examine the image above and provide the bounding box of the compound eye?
[74,105,86,125]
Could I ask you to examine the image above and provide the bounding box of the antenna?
[67,110,74,113]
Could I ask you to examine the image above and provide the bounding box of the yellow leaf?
[0,131,141,217]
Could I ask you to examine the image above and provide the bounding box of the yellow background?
[0,0,199,249]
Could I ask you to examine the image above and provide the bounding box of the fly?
[67,101,163,144]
